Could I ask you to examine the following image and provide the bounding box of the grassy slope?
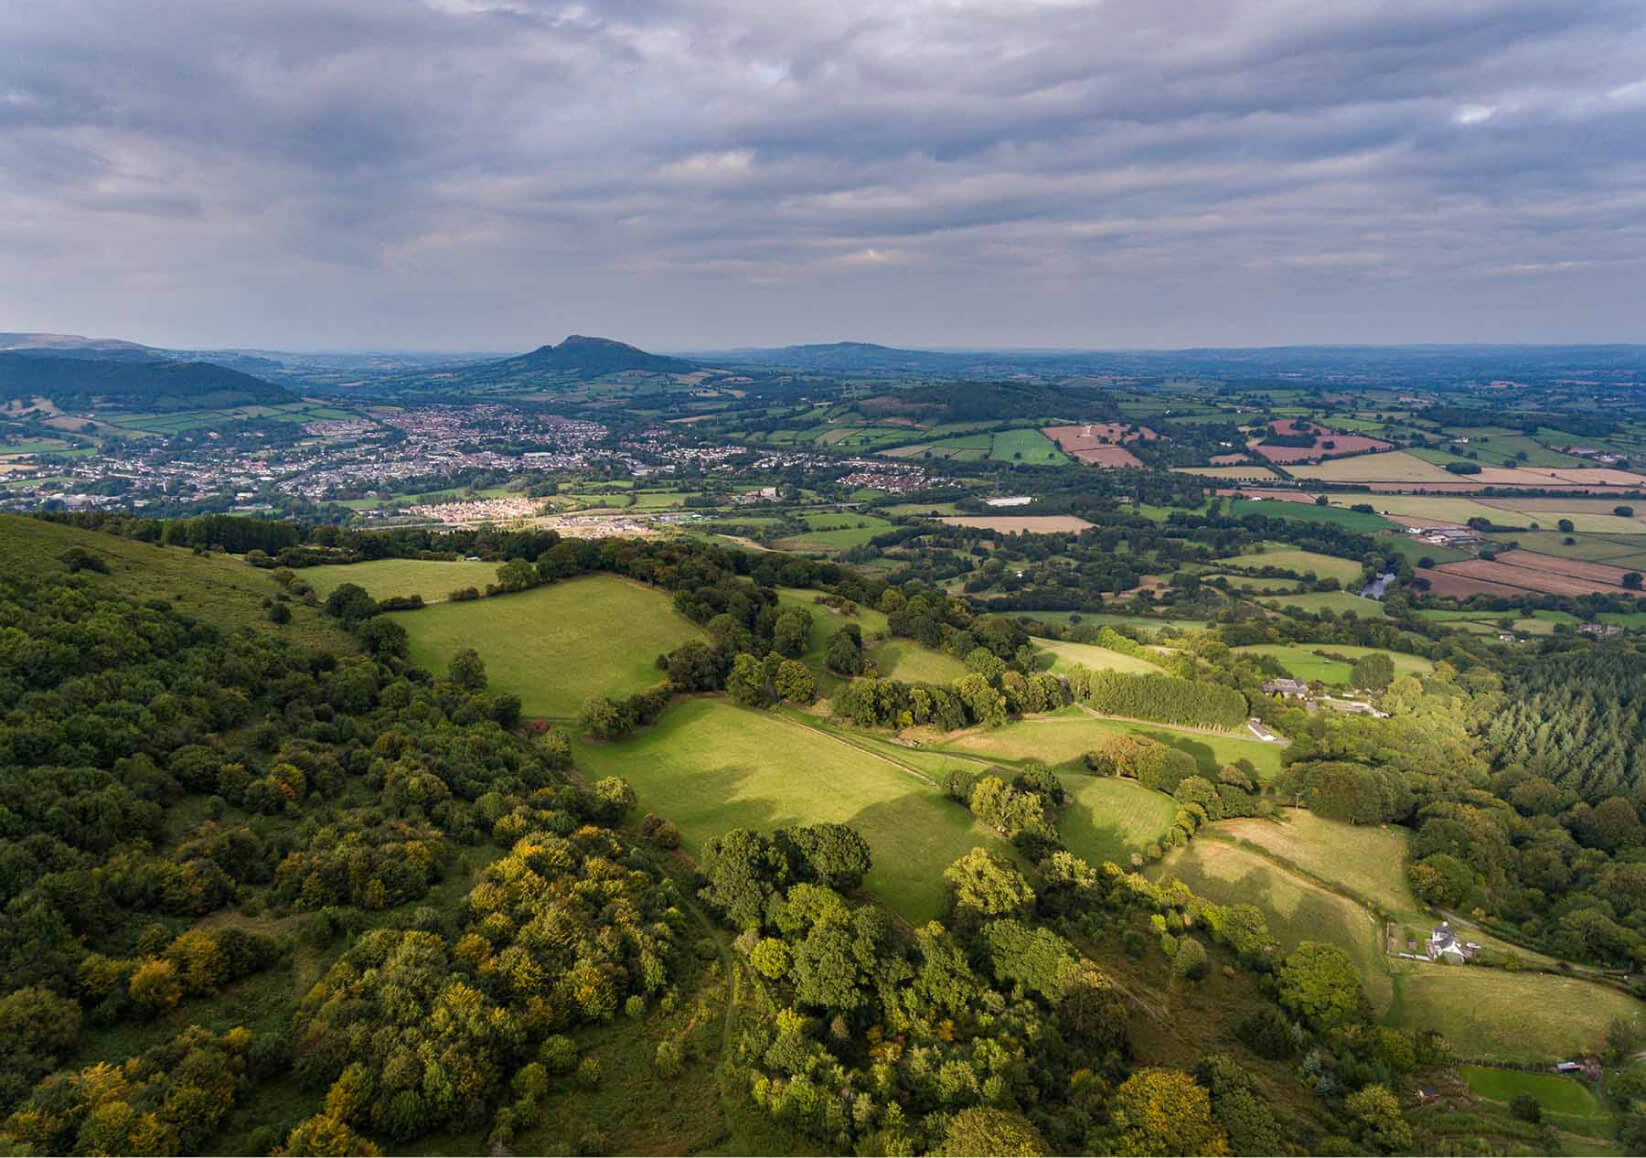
[1227,499,1400,532]
[1210,812,1416,913]
[931,712,1286,780]
[1213,547,1365,584]
[0,514,349,652]
[1035,637,1161,675]
[394,574,704,719]
[1233,643,1431,684]
[1156,838,1396,1013]
[572,698,1010,922]
[1184,811,1646,1062]
[1387,968,1643,1064]
[1059,776,1179,865]
[868,638,970,683]
[1257,590,1392,617]
[302,558,505,603]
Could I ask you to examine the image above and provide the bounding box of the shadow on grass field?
[394,574,704,719]
[572,698,1011,922]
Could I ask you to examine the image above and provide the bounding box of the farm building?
[1262,678,1310,698]
[1428,923,1480,964]
[1579,623,1622,637]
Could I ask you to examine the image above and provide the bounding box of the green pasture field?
[1436,428,1593,468]
[1227,499,1400,532]
[1170,465,1280,481]
[394,574,703,719]
[1379,534,1473,565]
[881,502,962,517]
[1213,546,1365,584]
[1458,1066,1603,1119]
[0,515,349,651]
[1207,573,1308,595]
[1387,967,1643,1064]
[1234,643,1430,684]
[1257,591,1392,617]
[301,558,504,603]
[989,427,1071,464]
[1209,811,1417,914]
[880,434,992,462]
[1013,611,1207,634]
[802,511,894,532]
[572,698,1008,921]
[1482,530,1646,562]
[1058,776,1179,865]
[776,587,889,655]
[867,638,969,684]
[1361,494,1641,533]
[774,512,894,552]
[1034,637,1161,675]
[1283,451,1458,484]
[1154,838,1394,1013]
[0,438,79,454]
[930,712,1285,780]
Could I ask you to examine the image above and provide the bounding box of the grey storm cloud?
[0,0,1643,349]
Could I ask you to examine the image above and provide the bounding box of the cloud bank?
[1,0,1643,348]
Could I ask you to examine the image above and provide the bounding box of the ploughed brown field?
[1043,423,1151,467]
[1252,418,1392,464]
[1427,549,1641,596]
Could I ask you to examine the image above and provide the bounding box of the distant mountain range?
[684,340,1646,383]
[0,332,167,361]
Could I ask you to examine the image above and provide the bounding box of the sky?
[1,0,1644,352]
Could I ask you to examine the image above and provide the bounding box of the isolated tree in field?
[578,696,622,740]
[448,647,487,691]
[1350,652,1395,690]
[1627,572,1644,590]
[1173,936,1209,980]
[1277,941,1368,1030]
[663,639,725,691]
[937,1107,1046,1157]
[323,582,378,623]
[824,625,864,674]
[774,659,814,703]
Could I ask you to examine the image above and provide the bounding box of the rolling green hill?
[492,335,697,379]
[0,352,294,410]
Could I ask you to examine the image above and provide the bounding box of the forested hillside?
[0,516,1470,1156]
[0,352,293,409]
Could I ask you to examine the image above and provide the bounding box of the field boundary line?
[767,711,939,787]
[1070,703,1289,744]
